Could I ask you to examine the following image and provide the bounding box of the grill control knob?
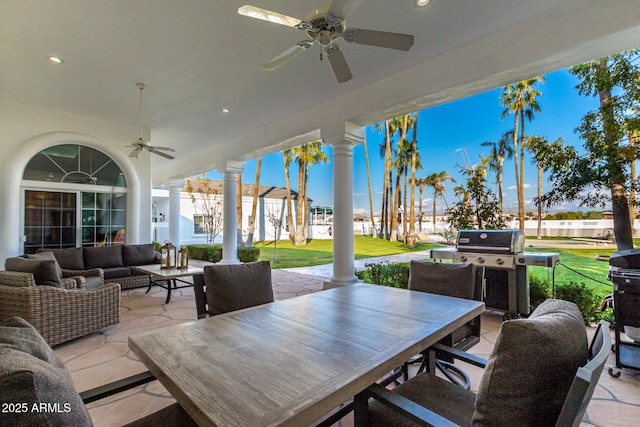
[459,255,467,262]
[496,258,504,265]
[477,257,485,264]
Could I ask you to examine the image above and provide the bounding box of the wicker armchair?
[0,271,120,347]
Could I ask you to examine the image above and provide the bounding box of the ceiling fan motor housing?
[304,6,345,42]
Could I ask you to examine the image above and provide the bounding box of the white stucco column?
[220,160,245,264]
[323,123,365,289]
[168,179,184,248]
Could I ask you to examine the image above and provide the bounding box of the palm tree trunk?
[247,157,261,246]
[363,136,376,238]
[295,159,306,246]
[382,120,391,239]
[537,164,542,239]
[518,111,526,230]
[418,185,424,232]
[407,114,418,246]
[390,174,401,241]
[512,113,522,230]
[497,158,504,221]
[629,132,637,226]
[283,153,295,244]
[403,171,408,242]
[432,188,437,233]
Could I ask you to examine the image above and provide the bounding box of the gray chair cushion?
[5,257,62,288]
[38,247,85,270]
[0,317,93,426]
[84,246,124,269]
[472,299,588,427]
[368,373,476,427]
[25,251,63,278]
[122,244,156,266]
[204,261,274,316]
[102,267,133,280]
[408,261,476,300]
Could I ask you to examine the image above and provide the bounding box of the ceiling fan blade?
[343,28,414,51]
[128,149,140,159]
[238,5,302,28]
[328,0,362,20]
[261,42,310,71]
[325,45,353,83]
[148,148,175,160]
[148,146,175,152]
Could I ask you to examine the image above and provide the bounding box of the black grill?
[456,230,525,254]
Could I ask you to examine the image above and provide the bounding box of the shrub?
[152,241,163,252]
[529,275,551,308]
[359,261,409,289]
[186,244,260,263]
[238,246,260,263]
[186,244,222,262]
[554,281,603,325]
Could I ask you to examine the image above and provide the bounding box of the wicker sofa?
[36,244,160,290]
[0,269,120,347]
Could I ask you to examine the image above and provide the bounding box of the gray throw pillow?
[408,261,476,300]
[0,317,92,427]
[204,261,274,316]
[472,299,588,426]
[5,257,62,288]
[26,252,63,278]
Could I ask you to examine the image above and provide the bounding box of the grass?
[255,235,439,269]
[255,235,619,300]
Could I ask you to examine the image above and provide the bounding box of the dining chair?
[404,260,483,388]
[355,299,610,427]
[194,260,274,319]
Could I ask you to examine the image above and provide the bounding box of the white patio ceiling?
[2,0,639,184]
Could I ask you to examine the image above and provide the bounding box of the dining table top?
[128,282,485,427]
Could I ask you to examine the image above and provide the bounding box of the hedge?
[185,244,260,263]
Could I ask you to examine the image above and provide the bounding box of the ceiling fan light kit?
[128,83,176,160]
[238,0,414,82]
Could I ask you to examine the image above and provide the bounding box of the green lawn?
[255,236,439,269]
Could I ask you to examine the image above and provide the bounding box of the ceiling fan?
[238,0,414,83]
[128,83,175,160]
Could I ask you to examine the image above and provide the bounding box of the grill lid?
[456,230,525,254]
[609,249,640,269]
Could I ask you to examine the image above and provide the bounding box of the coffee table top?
[135,264,204,278]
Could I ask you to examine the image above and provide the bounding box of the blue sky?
[207,68,602,216]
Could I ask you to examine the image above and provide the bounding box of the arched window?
[22,144,127,252]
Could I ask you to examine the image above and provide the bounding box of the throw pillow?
[37,247,85,270]
[472,299,588,426]
[204,261,274,315]
[26,252,63,278]
[408,261,476,300]
[0,317,93,427]
[5,257,62,288]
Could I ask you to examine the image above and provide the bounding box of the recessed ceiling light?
[414,0,431,7]
[221,107,230,113]
[48,56,63,64]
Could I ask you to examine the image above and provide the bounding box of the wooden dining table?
[128,282,485,427]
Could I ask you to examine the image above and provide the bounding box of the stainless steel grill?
[431,230,559,317]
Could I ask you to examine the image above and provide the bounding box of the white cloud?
[507,183,532,191]
[354,192,365,197]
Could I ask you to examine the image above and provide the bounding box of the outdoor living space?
[50,258,640,427]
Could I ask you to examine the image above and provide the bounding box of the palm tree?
[283,148,295,244]
[394,138,413,241]
[389,114,413,241]
[246,156,262,246]
[481,131,513,220]
[290,140,329,245]
[417,177,427,232]
[525,135,563,239]
[424,171,456,232]
[500,76,544,229]
[236,172,243,245]
[373,119,395,239]
[363,135,376,238]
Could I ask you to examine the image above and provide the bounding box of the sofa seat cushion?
[0,317,92,426]
[5,257,62,288]
[408,261,476,300]
[472,299,588,426]
[122,244,156,266]
[102,267,133,280]
[84,246,124,269]
[37,247,85,270]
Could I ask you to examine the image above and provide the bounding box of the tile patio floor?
[54,257,640,426]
